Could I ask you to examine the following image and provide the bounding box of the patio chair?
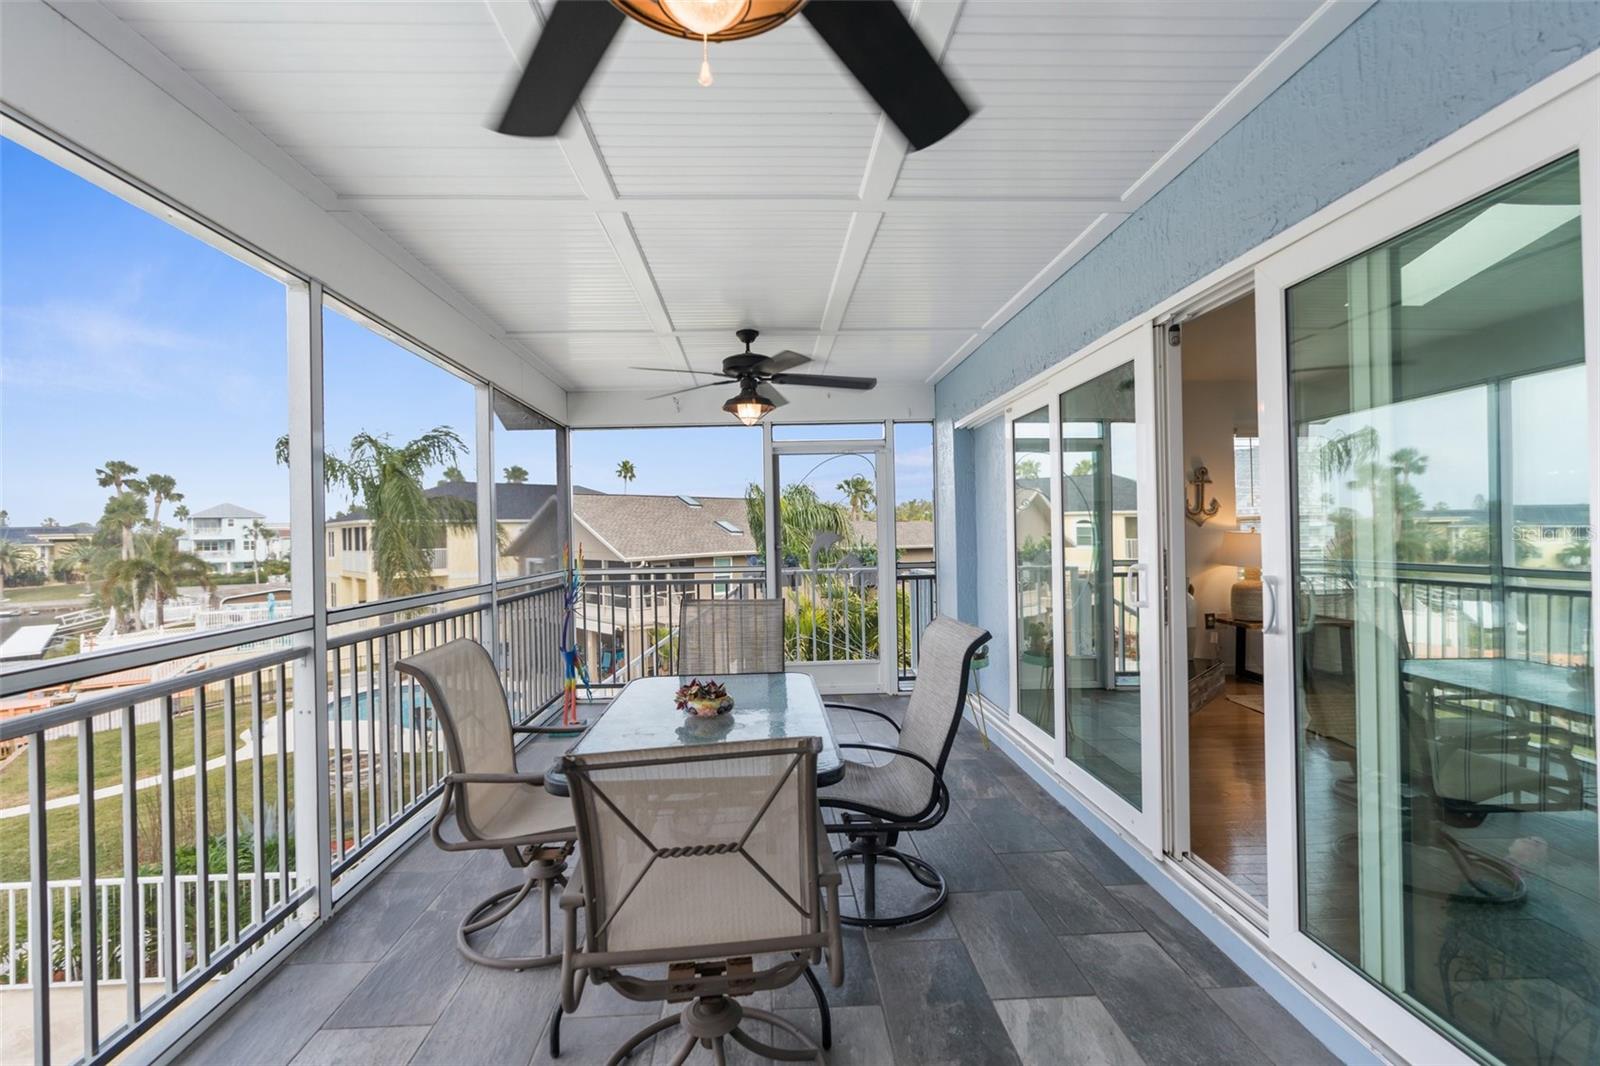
[395,639,577,970]
[554,738,843,1063]
[676,597,785,674]
[820,616,990,927]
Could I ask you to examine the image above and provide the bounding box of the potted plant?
[674,678,733,717]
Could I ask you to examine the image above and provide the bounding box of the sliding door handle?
[1263,575,1280,634]
[1130,563,1150,609]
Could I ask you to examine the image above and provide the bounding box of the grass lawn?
[0,688,287,810]
[0,751,295,882]
[0,583,93,605]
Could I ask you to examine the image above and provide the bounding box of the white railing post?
[288,279,332,925]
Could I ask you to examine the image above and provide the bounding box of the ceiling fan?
[497,0,971,151]
[632,328,876,425]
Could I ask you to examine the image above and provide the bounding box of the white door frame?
[769,431,897,694]
[1251,76,1600,1061]
[1004,323,1167,851]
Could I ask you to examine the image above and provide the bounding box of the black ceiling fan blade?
[754,349,810,374]
[627,366,726,377]
[648,380,728,401]
[769,372,876,390]
[802,0,971,151]
[497,1,625,137]
[756,383,788,408]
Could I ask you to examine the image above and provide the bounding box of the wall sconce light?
[1186,464,1220,526]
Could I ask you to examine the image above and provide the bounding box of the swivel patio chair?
[820,616,990,927]
[676,597,786,674]
[395,638,577,970]
[554,738,842,1064]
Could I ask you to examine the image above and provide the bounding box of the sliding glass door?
[1006,328,1164,841]
[1259,145,1596,1063]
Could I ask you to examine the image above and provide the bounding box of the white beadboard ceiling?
[93,0,1358,395]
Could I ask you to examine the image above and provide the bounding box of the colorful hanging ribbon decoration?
[559,543,592,727]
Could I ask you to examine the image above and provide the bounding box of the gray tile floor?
[182,695,1341,1066]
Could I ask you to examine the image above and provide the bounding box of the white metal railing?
[0,874,295,989]
[0,572,571,1066]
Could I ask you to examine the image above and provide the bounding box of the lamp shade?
[1214,529,1261,568]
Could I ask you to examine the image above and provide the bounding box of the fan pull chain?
[698,33,714,87]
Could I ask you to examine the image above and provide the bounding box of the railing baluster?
[332,647,345,861]
[28,735,51,1066]
[159,694,177,993]
[120,704,140,1026]
[77,720,99,1055]
[223,677,239,949]
[366,639,378,832]
[250,672,266,929]
[275,663,290,904]
[192,685,209,970]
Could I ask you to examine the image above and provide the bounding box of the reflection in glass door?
[774,446,888,692]
[1286,154,1594,1064]
[1012,408,1055,737]
[1060,363,1143,807]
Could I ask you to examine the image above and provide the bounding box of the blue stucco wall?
[935,0,1600,717]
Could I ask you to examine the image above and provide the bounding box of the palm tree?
[503,464,529,484]
[249,519,274,583]
[144,473,183,529]
[282,426,476,598]
[0,540,22,580]
[744,482,852,568]
[41,517,58,528]
[442,465,466,483]
[173,504,191,524]
[0,510,8,528]
[95,460,141,497]
[836,475,875,519]
[616,460,636,493]
[102,530,212,629]
[100,492,148,562]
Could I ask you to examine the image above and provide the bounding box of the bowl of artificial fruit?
[675,678,734,718]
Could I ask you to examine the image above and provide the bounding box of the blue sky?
[1,135,934,529]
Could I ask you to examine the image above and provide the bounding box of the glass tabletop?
[544,672,843,794]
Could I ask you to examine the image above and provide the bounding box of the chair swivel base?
[833,837,947,928]
[458,855,568,970]
[609,996,822,1066]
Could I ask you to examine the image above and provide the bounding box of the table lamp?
[1215,529,1263,622]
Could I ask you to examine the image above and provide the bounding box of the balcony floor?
[181,694,1337,1066]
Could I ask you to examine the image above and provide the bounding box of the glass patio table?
[543,671,845,796]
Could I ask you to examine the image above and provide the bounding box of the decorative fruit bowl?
[675,678,734,718]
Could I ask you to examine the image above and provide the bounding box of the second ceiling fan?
[498,0,972,151]
[634,329,876,425]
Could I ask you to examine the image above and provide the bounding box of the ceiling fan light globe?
[723,384,775,426]
[661,0,748,37]
[610,0,804,42]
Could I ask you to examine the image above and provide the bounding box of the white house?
[179,503,288,574]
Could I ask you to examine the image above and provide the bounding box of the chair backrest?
[677,598,785,675]
[563,738,821,956]
[395,638,516,840]
[899,617,991,780]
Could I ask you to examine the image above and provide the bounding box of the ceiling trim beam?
[815,0,963,371]
[484,0,689,374]
[338,195,1128,214]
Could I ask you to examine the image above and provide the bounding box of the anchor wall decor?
[1186,464,1221,526]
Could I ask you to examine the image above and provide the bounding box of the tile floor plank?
[946,891,1092,1000]
[992,997,1145,1066]
[869,938,1022,1066]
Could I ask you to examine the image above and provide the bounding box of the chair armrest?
[835,741,938,777]
[446,770,547,787]
[815,819,841,889]
[513,723,587,736]
[824,702,902,732]
[560,867,588,1013]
